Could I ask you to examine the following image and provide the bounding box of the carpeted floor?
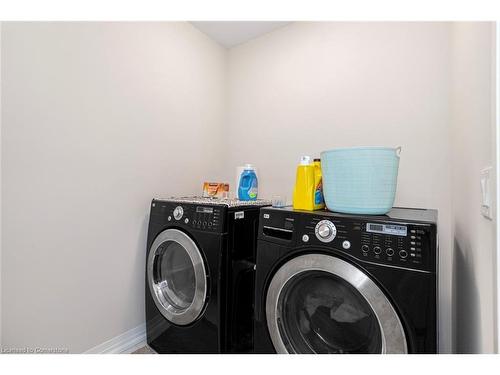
[131,345,156,354]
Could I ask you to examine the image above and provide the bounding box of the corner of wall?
[0,20,3,349]
[493,21,500,355]
[450,21,497,354]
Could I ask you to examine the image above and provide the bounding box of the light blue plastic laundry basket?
[320,147,401,215]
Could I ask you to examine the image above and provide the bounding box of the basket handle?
[395,146,402,157]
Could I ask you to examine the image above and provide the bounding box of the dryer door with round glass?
[266,254,407,354]
[147,229,207,326]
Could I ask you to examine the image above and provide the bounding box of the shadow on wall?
[453,233,481,353]
[130,212,150,322]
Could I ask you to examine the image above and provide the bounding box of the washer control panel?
[305,216,434,272]
[259,208,437,273]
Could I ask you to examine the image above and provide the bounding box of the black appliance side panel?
[224,207,263,353]
[227,207,262,261]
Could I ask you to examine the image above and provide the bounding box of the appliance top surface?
[262,206,438,224]
[155,196,272,208]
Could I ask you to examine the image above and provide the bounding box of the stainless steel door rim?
[147,229,207,326]
[266,253,407,353]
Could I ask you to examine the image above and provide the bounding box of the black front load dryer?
[254,207,438,354]
[145,197,269,353]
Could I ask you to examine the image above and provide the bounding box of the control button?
[411,241,416,245]
[399,250,408,258]
[167,216,172,221]
[173,206,184,220]
[373,246,382,254]
[319,225,331,237]
[314,220,337,243]
[386,248,394,257]
[362,245,369,252]
[302,234,310,243]
[342,240,351,250]
[208,222,212,227]
[203,221,207,226]
[184,218,189,224]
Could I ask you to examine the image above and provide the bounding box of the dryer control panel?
[151,201,224,233]
[191,206,222,232]
[259,207,438,273]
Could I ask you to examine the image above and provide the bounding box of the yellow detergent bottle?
[293,156,326,211]
[293,156,314,210]
[313,158,326,210]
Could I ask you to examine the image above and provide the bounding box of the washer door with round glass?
[266,254,407,354]
[147,229,207,326]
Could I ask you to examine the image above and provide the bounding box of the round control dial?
[314,220,337,243]
[173,206,184,220]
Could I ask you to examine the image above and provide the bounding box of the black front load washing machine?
[254,207,438,354]
[145,197,269,353]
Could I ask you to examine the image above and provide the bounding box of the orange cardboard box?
[202,182,229,198]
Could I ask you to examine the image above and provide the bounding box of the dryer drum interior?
[266,254,408,354]
[147,228,208,326]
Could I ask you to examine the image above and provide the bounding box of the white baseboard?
[84,323,146,354]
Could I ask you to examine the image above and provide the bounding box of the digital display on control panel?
[366,223,407,236]
[196,207,214,214]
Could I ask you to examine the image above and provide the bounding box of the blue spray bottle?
[238,164,258,201]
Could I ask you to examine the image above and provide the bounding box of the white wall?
[226,22,454,352]
[0,22,226,353]
[450,22,497,354]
